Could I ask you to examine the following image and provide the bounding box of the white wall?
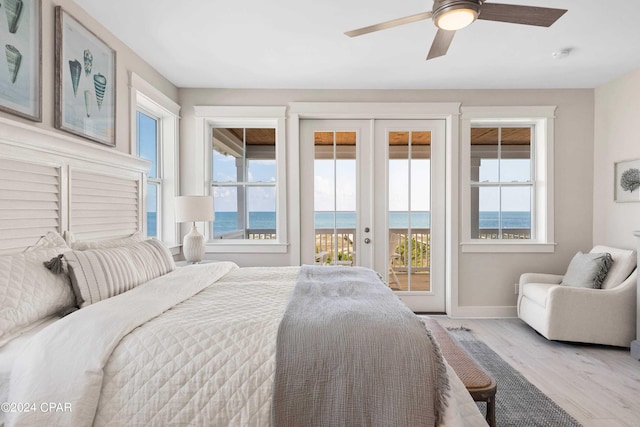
[179,88,595,315]
[593,68,640,249]
[0,0,178,154]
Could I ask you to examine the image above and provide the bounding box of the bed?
[0,122,485,426]
[2,247,485,426]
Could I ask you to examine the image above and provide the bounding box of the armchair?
[518,246,637,347]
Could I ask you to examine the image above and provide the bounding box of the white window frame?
[460,106,556,253]
[194,106,288,254]
[130,72,180,250]
[136,108,162,239]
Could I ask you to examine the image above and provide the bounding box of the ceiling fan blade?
[427,29,456,60]
[345,11,433,37]
[478,3,567,27]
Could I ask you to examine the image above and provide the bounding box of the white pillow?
[0,232,75,345]
[70,231,146,250]
[64,239,175,307]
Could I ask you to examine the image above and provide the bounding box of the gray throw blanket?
[272,265,449,427]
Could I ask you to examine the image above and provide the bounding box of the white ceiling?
[75,0,640,90]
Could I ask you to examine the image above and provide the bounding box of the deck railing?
[312,228,432,269]
[476,228,531,240]
[312,227,530,268]
[215,227,531,269]
[388,228,430,271]
[214,229,277,240]
[314,228,356,265]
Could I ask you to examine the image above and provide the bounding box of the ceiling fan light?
[435,8,478,31]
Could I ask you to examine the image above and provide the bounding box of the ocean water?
[201,211,531,236]
[147,213,157,237]
[317,212,429,229]
[478,211,531,229]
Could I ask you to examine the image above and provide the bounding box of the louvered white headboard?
[69,169,140,242]
[0,158,62,254]
[0,118,150,254]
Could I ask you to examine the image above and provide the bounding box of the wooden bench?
[423,318,497,427]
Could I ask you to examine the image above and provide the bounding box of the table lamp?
[175,195,214,263]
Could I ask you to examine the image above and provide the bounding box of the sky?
[137,112,157,178]
[182,128,534,215]
[212,149,276,212]
[314,159,431,212]
[478,158,531,212]
[139,117,531,218]
[313,157,531,212]
[210,152,532,213]
[137,112,158,213]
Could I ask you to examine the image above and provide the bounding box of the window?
[461,106,556,253]
[470,126,533,240]
[131,73,180,248]
[194,106,287,253]
[211,127,277,240]
[136,111,160,238]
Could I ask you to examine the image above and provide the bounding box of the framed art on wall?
[614,159,640,203]
[55,6,116,146]
[0,0,41,121]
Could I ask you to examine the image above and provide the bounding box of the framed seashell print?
[0,0,41,122]
[55,6,115,146]
[614,159,640,203]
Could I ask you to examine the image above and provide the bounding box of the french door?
[300,119,446,312]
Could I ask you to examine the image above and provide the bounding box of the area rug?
[445,327,582,427]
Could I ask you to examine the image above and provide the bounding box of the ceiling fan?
[345,0,568,60]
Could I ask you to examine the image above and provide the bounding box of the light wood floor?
[390,272,431,291]
[433,317,640,427]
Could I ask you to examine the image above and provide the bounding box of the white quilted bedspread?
[8,264,485,427]
[95,266,300,426]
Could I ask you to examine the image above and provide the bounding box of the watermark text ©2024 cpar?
[1,402,72,413]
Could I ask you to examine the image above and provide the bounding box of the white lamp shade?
[175,196,214,223]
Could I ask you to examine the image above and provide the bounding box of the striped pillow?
[65,239,175,307]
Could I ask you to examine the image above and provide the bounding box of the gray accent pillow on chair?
[561,251,613,289]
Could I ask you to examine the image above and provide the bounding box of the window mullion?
[531,124,537,240]
[211,124,279,242]
[498,127,502,239]
[407,131,412,286]
[463,107,554,250]
[469,123,535,242]
[136,110,161,239]
[243,129,247,238]
[333,131,337,265]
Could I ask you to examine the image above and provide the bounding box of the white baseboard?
[449,305,518,319]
